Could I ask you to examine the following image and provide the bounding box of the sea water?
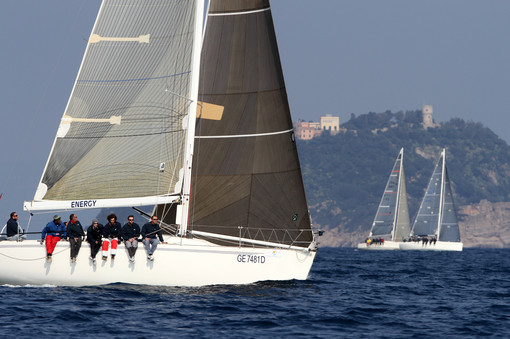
[0,248,508,338]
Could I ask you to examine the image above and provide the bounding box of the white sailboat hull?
[0,238,316,286]
[356,240,401,250]
[399,241,463,251]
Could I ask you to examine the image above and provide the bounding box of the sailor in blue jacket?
[41,215,67,262]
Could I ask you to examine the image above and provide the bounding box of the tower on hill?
[422,105,436,129]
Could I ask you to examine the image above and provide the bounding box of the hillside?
[297,110,510,247]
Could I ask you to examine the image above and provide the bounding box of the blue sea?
[1,248,508,338]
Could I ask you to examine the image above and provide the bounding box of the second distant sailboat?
[358,148,411,250]
[400,148,463,251]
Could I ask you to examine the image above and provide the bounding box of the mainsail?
[174,0,313,248]
[411,148,460,241]
[24,0,202,211]
[369,148,410,241]
[438,166,461,242]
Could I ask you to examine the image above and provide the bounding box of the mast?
[179,0,205,235]
[436,148,446,239]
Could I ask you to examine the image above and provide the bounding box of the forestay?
[25,0,201,211]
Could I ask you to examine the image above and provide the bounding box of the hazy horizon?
[1,0,509,228]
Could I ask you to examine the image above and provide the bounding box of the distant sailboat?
[0,0,318,286]
[358,148,410,250]
[400,148,462,251]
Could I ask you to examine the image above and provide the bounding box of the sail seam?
[77,71,191,83]
[208,7,270,17]
[200,86,284,96]
[196,128,293,139]
[57,129,184,139]
[192,167,301,178]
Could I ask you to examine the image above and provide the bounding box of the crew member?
[41,215,67,262]
[102,213,121,260]
[86,219,103,264]
[141,215,167,261]
[67,213,85,262]
[122,215,141,263]
[6,212,25,241]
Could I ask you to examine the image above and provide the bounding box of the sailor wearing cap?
[40,215,67,262]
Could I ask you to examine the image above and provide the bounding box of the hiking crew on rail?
[36,214,168,263]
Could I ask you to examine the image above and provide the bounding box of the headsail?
[25,0,202,211]
[369,148,410,240]
[411,151,443,236]
[178,0,313,248]
[394,155,411,241]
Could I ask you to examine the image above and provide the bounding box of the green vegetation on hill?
[297,110,510,233]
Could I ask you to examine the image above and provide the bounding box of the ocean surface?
[1,248,508,338]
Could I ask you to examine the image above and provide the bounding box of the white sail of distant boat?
[358,148,410,250]
[0,0,318,286]
[400,148,462,251]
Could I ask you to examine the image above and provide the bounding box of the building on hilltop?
[422,105,438,129]
[294,115,341,140]
[320,114,340,134]
[294,120,322,140]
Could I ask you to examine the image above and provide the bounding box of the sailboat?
[357,148,410,250]
[400,148,462,251]
[0,0,318,286]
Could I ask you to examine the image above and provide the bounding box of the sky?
[1,0,510,229]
